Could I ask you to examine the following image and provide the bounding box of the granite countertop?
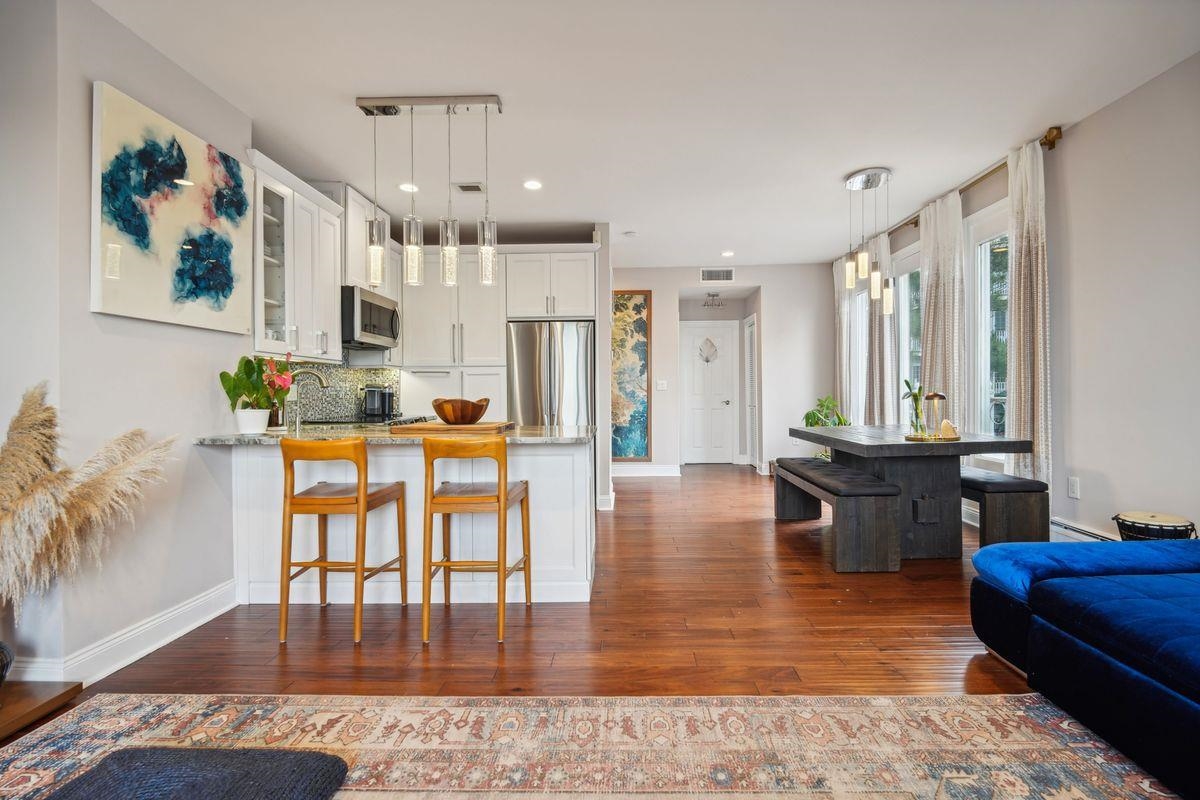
[194,425,596,446]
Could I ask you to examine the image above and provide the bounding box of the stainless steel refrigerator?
[507,321,595,427]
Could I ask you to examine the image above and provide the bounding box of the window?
[964,200,1010,453]
[892,244,922,413]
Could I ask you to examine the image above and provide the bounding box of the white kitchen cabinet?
[348,240,403,367]
[550,253,596,317]
[461,368,508,421]
[311,181,391,290]
[251,151,343,363]
[401,367,508,422]
[505,251,596,318]
[458,253,506,365]
[505,253,552,317]
[402,248,506,367]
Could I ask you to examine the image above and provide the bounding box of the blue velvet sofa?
[972,540,1200,798]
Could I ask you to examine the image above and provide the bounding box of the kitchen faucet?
[288,369,329,435]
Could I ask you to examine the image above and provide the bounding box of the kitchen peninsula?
[197,425,597,604]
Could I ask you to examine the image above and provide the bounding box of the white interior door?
[681,321,738,464]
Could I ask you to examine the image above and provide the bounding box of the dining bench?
[960,465,1049,546]
[774,457,901,572]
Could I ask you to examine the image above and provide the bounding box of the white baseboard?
[63,579,237,686]
[248,578,592,605]
[962,500,980,529]
[611,463,681,478]
[757,461,769,476]
[733,453,750,466]
[8,656,65,683]
[597,493,615,511]
[1050,516,1118,542]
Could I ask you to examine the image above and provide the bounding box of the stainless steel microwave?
[341,286,399,350]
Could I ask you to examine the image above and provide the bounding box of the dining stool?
[421,435,531,644]
[279,437,407,644]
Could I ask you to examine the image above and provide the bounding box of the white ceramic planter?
[235,408,271,435]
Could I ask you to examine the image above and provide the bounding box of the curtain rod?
[885,125,1062,235]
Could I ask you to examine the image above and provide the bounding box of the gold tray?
[904,433,961,442]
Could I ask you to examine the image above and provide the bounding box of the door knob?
[722,400,731,405]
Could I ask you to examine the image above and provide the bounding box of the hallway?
[87,465,1025,697]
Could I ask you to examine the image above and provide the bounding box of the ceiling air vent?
[701,268,734,282]
[453,182,485,193]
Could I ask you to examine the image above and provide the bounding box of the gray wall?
[1045,51,1200,535]
[0,0,64,657]
[0,0,253,671]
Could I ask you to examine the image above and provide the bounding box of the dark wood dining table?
[787,424,1033,559]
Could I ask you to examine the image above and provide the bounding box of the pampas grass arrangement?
[0,384,174,614]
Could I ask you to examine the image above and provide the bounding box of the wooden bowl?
[431,397,490,425]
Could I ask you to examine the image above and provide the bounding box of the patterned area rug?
[0,693,1173,798]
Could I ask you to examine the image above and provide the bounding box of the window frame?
[962,198,1010,465]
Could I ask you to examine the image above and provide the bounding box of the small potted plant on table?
[219,355,293,434]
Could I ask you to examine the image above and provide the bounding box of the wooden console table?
[788,425,1032,559]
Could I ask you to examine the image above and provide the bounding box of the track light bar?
[356,95,503,116]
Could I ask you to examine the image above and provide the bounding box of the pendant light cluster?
[843,167,895,316]
[358,94,503,289]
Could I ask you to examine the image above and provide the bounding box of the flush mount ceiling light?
[721,250,735,258]
[398,182,419,192]
[523,179,542,191]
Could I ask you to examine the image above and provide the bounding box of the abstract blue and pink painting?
[91,82,253,333]
[612,291,652,461]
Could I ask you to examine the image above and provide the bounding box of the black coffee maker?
[362,384,395,422]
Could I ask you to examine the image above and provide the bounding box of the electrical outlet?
[1068,476,1081,499]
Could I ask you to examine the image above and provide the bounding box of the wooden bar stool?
[421,435,531,644]
[279,437,407,644]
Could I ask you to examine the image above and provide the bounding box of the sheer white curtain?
[919,190,965,426]
[865,233,898,425]
[831,259,852,416]
[1006,141,1052,482]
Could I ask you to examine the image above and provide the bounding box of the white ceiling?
[95,0,1200,269]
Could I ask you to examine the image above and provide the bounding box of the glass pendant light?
[854,189,867,278]
[844,189,856,289]
[367,115,385,287]
[439,107,459,288]
[869,185,881,298]
[402,106,424,286]
[477,105,498,286]
[882,278,895,315]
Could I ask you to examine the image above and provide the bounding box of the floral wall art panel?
[612,290,652,461]
[90,82,253,334]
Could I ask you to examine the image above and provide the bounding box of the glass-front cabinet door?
[254,174,295,354]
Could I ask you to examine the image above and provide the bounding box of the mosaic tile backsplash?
[286,362,401,422]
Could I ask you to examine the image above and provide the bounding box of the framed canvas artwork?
[612,290,652,461]
[91,82,253,334]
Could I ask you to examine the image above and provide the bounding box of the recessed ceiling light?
[721,250,735,258]
[398,182,419,193]
[622,230,638,238]
[174,178,194,186]
[523,179,542,190]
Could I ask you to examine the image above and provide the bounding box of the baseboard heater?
[1050,517,1117,542]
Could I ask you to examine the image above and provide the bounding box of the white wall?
[613,265,831,472]
[594,224,615,508]
[0,0,66,667]
[1045,51,1200,536]
[3,0,249,680]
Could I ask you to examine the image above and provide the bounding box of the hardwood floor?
[87,464,1026,698]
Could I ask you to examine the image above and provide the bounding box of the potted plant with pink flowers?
[219,355,294,434]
